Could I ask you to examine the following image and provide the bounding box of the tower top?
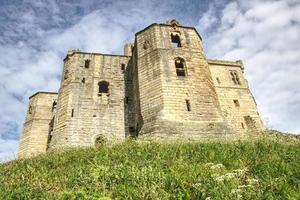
[166,19,181,26]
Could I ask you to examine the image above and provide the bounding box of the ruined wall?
[18,92,57,158]
[208,60,264,134]
[50,51,130,149]
[18,20,265,158]
[135,23,231,140]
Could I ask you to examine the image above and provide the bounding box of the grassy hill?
[0,132,299,199]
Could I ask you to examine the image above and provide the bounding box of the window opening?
[241,122,245,129]
[84,60,90,68]
[98,81,109,93]
[171,33,181,48]
[233,99,240,107]
[175,58,186,77]
[121,64,125,71]
[52,101,57,112]
[186,99,191,111]
[230,71,241,85]
[64,69,69,80]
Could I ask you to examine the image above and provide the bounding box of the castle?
[18,20,264,159]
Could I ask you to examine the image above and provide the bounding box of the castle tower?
[133,20,231,140]
[49,50,130,149]
[18,92,57,158]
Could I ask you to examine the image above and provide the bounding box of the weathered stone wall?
[18,92,57,158]
[50,51,130,149]
[134,23,231,140]
[208,60,264,134]
[18,20,265,158]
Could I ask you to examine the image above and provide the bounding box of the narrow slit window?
[84,60,90,68]
[171,33,181,48]
[28,106,32,114]
[186,99,191,111]
[52,101,57,112]
[233,99,240,107]
[175,58,186,77]
[121,64,125,71]
[82,78,85,83]
[71,109,74,117]
[125,96,129,104]
[98,81,109,93]
[241,122,245,129]
[64,69,69,80]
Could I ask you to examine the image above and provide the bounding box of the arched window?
[51,101,57,112]
[175,57,186,77]
[171,33,181,48]
[98,81,109,93]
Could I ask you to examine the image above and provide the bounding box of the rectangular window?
[186,99,191,111]
[121,64,125,71]
[171,33,181,48]
[71,109,74,117]
[230,70,241,85]
[233,99,240,107]
[84,60,90,68]
[125,97,129,104]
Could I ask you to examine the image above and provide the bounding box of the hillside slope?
[1,134,299,199]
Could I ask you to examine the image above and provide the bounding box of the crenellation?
[18,20,264,158]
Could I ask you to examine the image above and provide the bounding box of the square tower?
[132,20,231,140]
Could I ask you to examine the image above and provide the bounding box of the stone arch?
[92,134,107,147]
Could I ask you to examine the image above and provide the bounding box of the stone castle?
[18,20,264,158]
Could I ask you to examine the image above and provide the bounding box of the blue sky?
[0,0,299,162]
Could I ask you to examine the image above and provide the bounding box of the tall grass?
[0,137,299,199]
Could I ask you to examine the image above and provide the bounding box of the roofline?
[29,91,58,99]
[64,51,131,61]
[135,23,202,40]
[207,59,244,67]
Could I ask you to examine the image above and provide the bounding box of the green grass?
[0,135,299,199]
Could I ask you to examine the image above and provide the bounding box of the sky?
[0,0,299,162]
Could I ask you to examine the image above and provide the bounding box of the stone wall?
[134,23,231,140]
[18,20,265,158]
[208,60,264,135]
[50,51,130,149]
[18,92,57,158]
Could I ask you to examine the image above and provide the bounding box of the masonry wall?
[18,21,265,158]
[18,92,57,158]
[50,51,130,149]
[208,60,264,135]
[135,24,231,140]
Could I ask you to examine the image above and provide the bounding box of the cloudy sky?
[0,0,299,162]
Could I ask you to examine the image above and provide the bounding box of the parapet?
[207,59,244,70]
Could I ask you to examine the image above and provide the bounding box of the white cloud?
[1,0,299,163]
[197,0,300,133]
[0,0,169,162]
